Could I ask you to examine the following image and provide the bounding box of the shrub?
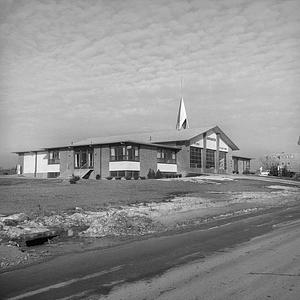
[147,168,155,179]
[269,165,278,176]
[96,174,101,180]
[242,169,250,175]
[155,169,163,179]
[69,175,80,184]
[106,176,113,180]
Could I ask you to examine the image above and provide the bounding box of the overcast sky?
[0,0,299,168]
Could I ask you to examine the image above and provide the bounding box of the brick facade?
[16,127,243,179]
[140,146,157,177]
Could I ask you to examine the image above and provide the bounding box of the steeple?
[176,97,189,130]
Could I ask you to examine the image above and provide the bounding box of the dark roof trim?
[232,155,252,160]
[73,140,181,150]
[12,149,44,154]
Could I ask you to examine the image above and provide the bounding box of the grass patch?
[0,177,274,216]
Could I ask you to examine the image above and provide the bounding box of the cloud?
[0,0,300,166]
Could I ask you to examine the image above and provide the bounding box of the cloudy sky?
[0,0,299,167]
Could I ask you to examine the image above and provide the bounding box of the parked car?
[260,170,270,176]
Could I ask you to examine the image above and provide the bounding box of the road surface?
[0,204,299,300]
[103,219,300,300]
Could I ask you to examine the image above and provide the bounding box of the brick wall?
[176,145,190,176]
[227,148,233,174]
[100,146,110,178]
[140,146,157,177]
[59,149,74,177]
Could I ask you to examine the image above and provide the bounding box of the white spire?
[176,97,189,130]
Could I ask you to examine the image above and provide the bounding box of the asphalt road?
[105,218,300,300]
[0,204,299,300]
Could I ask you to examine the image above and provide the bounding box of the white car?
[260,171,270,176]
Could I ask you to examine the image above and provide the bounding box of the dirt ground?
[0,175,299,272]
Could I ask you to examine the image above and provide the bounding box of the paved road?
[0,204,299,300]
[105,219,300,300]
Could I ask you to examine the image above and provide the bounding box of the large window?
[206,149,215,169]
[157,148,176,164]
[190,147,201,168]
[48,150,60,164]
[110,144,139,161]
[75,148,94,168]
[219,151,227,170]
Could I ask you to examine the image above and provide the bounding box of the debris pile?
[80,210,157,237]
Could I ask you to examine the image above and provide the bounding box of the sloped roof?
[72,126,212,146]
[73,126,239,150]
[14,126,239,153]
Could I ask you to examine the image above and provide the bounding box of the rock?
[67,229,74,237]
[2,213,29,226]
[4,219,18,226]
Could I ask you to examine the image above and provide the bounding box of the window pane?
[190,146,201,168]
[81,152,87,166]
[135,148,139,158]
[219,151,226,170]
[88,152,93,167]
[206,149,215,168]
[75,153,80,168]
[157,150,161,158]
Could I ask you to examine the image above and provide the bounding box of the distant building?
[265,152,300,174]
[14,126,252,179]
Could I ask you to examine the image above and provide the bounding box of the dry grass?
[0,176,283,216]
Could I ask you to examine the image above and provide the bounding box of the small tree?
[269,165,278,176]
[155,169,163,179]
[147,168,155,179]
[259,155,279,172]
[281,165,290,177]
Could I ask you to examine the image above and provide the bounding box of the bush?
[139,176,146,180]
[155,169,163,179]
[269,165,278,176]
[69,175,80,184]
[281,166,289,177]
[147,168,155,179]
[106,176,113,180]
[96,174,101,180]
